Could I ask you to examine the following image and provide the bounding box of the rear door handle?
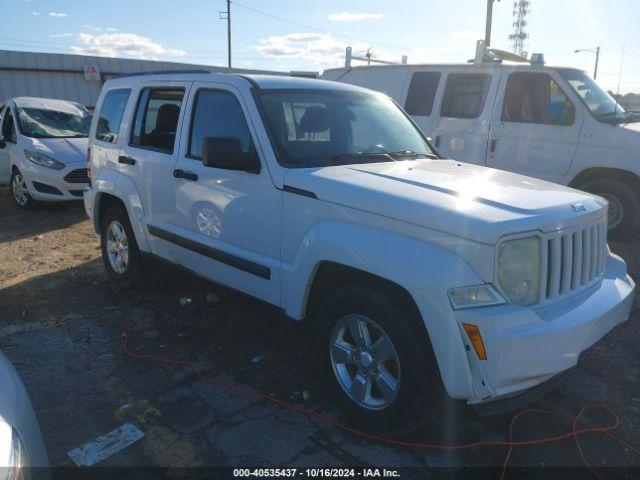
[118,155,136,166]
[173,169,198,181]
[489,139,497,153]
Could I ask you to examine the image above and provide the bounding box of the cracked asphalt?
[0,187,639,477]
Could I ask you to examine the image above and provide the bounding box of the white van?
[84,71,634,435]
[323,58,640,238]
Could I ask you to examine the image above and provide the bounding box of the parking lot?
[0,187,639,476]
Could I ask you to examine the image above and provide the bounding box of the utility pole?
[227,0,231,69]
[575,46,600,79]
[220,0,231,69]
[485,0,494,46]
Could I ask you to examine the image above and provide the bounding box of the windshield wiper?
[385,150,439,159]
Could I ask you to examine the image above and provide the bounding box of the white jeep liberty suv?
[84,72,635,435]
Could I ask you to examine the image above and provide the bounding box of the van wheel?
[100,205,144,287]
[11,170,36,208]
[313,284,443,437]
[580,178,640,239]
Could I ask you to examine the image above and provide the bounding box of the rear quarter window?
[404,71,441,116]
[95,89,131,143]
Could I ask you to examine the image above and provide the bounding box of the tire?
[10,169,36,208]
[100,204,144,287]
[580,178,640,240]
[313,284,444,437]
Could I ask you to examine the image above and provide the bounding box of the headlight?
[0,419,29,480]
[448,285,505,310]
[497,236,541,306]
[24,150,65,170]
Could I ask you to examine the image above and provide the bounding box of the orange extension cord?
[120,332,640,479]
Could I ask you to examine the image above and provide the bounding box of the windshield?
[559,69,638,124]
[16,106,91,138]
[258,89,435,168]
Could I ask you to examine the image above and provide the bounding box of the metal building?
[0,50,277,108]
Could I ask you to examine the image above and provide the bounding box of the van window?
[404,72,441,116]
[95,89,130,143]
[502,72,575,126]
[2,108,17,143]
[440,73,491,119]
[131,88,184,153]
[188,90,252,160]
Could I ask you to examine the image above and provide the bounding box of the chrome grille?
[540,217,607,302]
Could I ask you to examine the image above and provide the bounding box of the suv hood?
[284,160,607,244]
[23,136,88,165]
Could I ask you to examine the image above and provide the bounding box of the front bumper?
[456,253,635,405]
[20,160,88,202]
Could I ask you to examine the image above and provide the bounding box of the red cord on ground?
[120,332,639,479]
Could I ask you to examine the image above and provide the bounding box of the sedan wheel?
[330,314,401,411]
[11,173,30,207]
[106,220,130,274]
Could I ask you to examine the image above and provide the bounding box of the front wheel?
[11,170,36,208]
[313,284,444,437]
[580,178,640,239]
[100,205,144,287]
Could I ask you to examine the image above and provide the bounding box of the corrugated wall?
[0,50,278,107]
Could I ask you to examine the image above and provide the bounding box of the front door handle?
[489,138,497,153]
[434,135,441,148]
[118,155,136,166]
[173,169,198,181]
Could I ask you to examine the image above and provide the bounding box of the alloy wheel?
[106,220,129,274]
[11,173,29,206]
[330,314,401,410]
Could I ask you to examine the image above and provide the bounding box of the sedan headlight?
[24,150,64,170]
[497,236,541,306]
[0,419,29,480]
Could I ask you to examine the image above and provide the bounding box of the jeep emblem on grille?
[571,203,586,212]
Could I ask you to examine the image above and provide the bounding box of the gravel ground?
[0,187,639,478]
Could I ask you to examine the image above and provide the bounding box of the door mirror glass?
[202,137,259,173]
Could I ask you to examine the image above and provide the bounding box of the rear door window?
[130,88,184,154]
[440,73,492,119]
[95,89,130,143]
[404,72,441,116]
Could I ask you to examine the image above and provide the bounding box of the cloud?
[253,32,349,65]
[49,12,68,17]
[50,33,73,38]
[106,27,118,32]
[328,12,383,22]
[31,10,40,16]
[68,32,187,60]
[448,29,485,40]
[252,32,400,67]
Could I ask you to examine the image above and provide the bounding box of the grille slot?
[64,168,89,184]
[539,218,606,303]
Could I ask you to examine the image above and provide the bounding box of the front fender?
[93,170,150,252]
[282,221,484,399]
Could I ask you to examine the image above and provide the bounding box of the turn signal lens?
[463,323,487,360]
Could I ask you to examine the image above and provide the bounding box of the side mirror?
[0,136,5,149]
[202,137,260,174]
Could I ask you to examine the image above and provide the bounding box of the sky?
[2,0,639,93]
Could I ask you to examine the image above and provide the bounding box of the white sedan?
[0,97,90,208]
[0,350,48,477]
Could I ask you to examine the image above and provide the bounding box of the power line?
[230,0,467,57]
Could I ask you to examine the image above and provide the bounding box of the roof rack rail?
[114,69,213,78]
